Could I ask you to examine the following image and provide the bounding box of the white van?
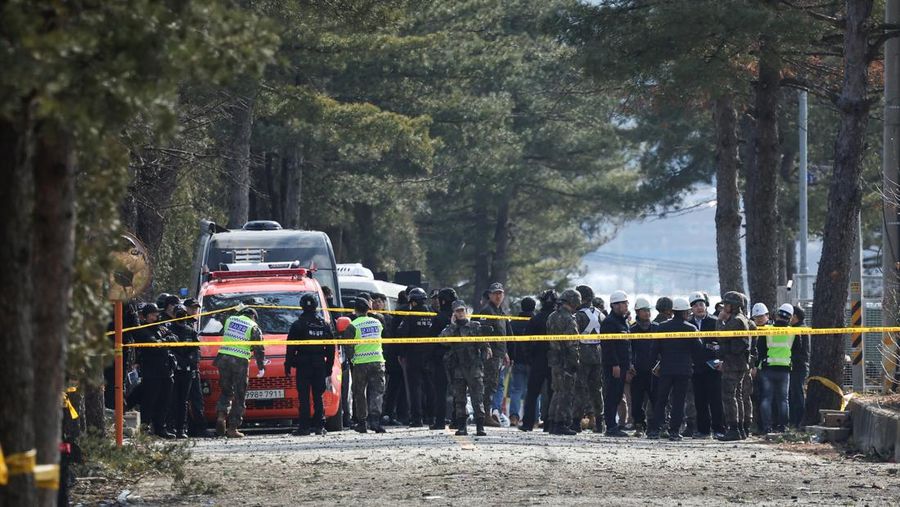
[337,263,407,310]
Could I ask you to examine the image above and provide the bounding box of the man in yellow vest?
[214,305,266,438]
[343,298,387,433]
[756,304,802,434]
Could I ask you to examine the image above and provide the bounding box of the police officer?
[285,294,333,436]
[520,290,557,432]
[716,291,752,441]
[344,298,387,434]
[477,282,511,427]
[182,298,211,437]
[689,291,723,439]
[376,292,407,426]
[214,305,266,438]
[574,285,605,434]
[441,300,490,436]
[398,287,435,427]
[547,290,581,436]
[629,297,658,437]
[647,298,702,441]
[756,303,803,434]
[426,288,457,430]
[600,290,631,437]
[168,304,200,439]
[133,303,177,438]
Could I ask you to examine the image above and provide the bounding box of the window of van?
[200,291,320,335]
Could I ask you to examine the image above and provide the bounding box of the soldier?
[285,294,333,436]
[520,290,557,432]
[600,290,631,437]
[547,289,582,435]
[344,298,387,434]
[214,305,266,438]
[689,291,723,439]
[397,287,435,427]
[716,291,752,441]
[574,285,605,433]
[629,297,659,437]
[441,300,490,436]
[426,288,457,430]
[646,298,702,441]
[477,282,511,427]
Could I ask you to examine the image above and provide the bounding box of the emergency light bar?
[209,268,309,280]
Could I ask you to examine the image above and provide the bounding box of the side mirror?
[335,316,351,334]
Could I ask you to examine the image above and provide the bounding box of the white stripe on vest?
[579,307,603,344]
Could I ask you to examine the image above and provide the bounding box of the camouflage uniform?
[214,324,265,431]
[477,301,510,416]
[547,308,580,426]
[351,362,386,422]
[717,311,751,431]
[574,305,604,425]
[441,319,489,420]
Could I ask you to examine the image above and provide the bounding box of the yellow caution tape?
[34,464,59,490]
[63,387,79,420]
[4,449,36,476]
[807,376,854,411]
[0,443,6,486]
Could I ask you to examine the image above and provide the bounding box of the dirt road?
[129,427,899,505]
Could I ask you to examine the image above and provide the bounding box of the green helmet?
[722,291,745,309]
[559,289,582,307]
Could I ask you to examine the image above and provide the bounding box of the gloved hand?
[256,368,266,378]
[285,367,292,377]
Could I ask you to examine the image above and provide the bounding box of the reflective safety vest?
[765,332,794,368]
[352,316,384,365]
[579,307,602,344]
[219,315,257,361]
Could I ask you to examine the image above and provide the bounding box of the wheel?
[325,402,343,432]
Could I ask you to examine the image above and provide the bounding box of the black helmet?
[655,296,673,312]
[300,294,318,311]
[155,292,172,309]
[174,304,188,319]
[354,298,371,313]
[438,288,458,303]
[162,294,181,310]
[140,302,161,315]
[408,287,428,302]
[722,291,744,309]
[538,289,558,308]
[575,285,594,303]
[520,296,536,312]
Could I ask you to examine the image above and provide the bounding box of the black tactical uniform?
[286,297,334,435]
[397,289,434,427]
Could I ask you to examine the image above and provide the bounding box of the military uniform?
[547,307,580,433]
[214,313,265,436]
[441,318,489,425]
[477,300,510,418]
[574,304,604,431]
[717,309,751,440]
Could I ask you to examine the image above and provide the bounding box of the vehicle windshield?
[200,291,320,335]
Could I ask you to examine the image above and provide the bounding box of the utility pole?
[883,0,900,393]
[799,90,809,300]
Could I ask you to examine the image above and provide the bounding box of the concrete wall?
[847,398,900,461]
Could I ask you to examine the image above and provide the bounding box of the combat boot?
[354,420,368,433]
[215,413,227,437]
[592,420,605,434]
[475,417,486,436]
[570,418,582,433]
[554,421,577,436]
[292,427,310,436]
[717,423,741,442]
[484,412,501,427]
[369,416,386,434]
[225,428,245,438]
[455,417,468,436]
[633,422,645,438]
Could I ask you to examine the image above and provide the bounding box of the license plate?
[246,389,284,400]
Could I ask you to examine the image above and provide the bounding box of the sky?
[574,184,824,304]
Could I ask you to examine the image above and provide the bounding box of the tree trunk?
[225,86,257,228]
[284,146,303,229]
[0,112,37,506]
[489,192,512,286]
[31,120,76,506]
[744,36,781,310]
[352,202,378,269]
[713,95,746,295]
[805,0,874,423]
[472,200,492,303]
[263,151,281,222]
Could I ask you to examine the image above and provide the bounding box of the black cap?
[354,298,371,313]
[162,294,181,309]
[488,282,505,293]
[183,298,200,308]
[140,303,161,315]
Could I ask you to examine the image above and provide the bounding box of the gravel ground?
[124,427,900,506]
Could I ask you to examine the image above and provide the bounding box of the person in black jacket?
[133,303,177,438]
[600,290,631,437]
[507,297,535,427]
[426,288,457,430]
[520,290,557,432]
[398,288,435,427]
[647,298,702,441]
[789,305,810,428]
[285,294,334,436]
[688,292,724,438]
[376,292,407,427]
[168,304,200,439]
[629,297,659,437]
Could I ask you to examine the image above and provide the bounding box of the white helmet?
[777,303,794,317]
[634,297,652,311]
[672,297,691,312]
[609,290,629,304]
[689,291,707,306]
[751,302,769,318]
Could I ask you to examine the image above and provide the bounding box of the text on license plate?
[246,389,284,400]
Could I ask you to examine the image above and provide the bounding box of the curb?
[847,398,900,461]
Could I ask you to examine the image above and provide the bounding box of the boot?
[429,421,446,430]
[554,421,577,436]
[570,418,583,433]
[483,412,501,427]
[369,416,386,434]
[681,422,695,438]
[215,413,227,437]
[633,422,645,438]
[354,420,368,433]
[717,423,741,442]
[225,428,245,438]
[583,415,595,431]
[475,417,486,436]
[455,417,468,436]
[593,420,605,434]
